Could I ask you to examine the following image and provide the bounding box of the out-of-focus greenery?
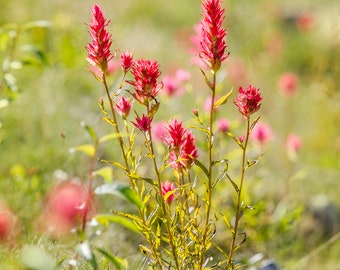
[0,0,339,269]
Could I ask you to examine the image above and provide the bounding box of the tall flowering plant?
[72,1,264,269]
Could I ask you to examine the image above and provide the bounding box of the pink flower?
[132,114,153,132]
[278,72,298,96]
[115,96,132,119]
[199,0,228,71]
[162,69,191,97]
[164,119,198,170]
[120,51,134,73]
[127,59,162,105]
[286,133,302,158]
[217,118,230,133]
[86,4,114,73]
[161,180,176,204]
[0,203,15,242]
[151,121,167,141]
[234,85,262,119]
[43,181,93,236]
[250,122,273,145]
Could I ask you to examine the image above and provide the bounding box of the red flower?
[234,85,262,118]
[132,114,153,132]
[120,51,134,73]
[164,119,198,170]
[0,203,15,242]
[127,59,162,104]
[115,96,132,119]
[43,181,93,236]
[86,4,113,73]
[161,180,176,204]
[199,0,228,71]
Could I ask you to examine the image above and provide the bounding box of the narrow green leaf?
[227,174,239,193]
[94,183,142,209]
[100,159,126,171]
[81,122,97,141]
[149,101,159,118]
[247,159,258,169]
[214,88,233,108]
[97,248,128,270]
[250,116,261,132]
[99,132,124,143]
[129,174,156,186]
[93,166,113,183]
[95,214,140,233]
[194,159,209,177]
[69,144,95,157]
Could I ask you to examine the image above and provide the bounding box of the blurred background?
[0,0,339,269]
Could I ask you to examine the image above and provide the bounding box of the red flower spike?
[115,96,133,119]
[132,114,153,132]
[86,4,114,73]
[161,180,176,204]
[234,85,262,119]
[200,0,228,71]
[127,59,162,104]
[120,51,134,73]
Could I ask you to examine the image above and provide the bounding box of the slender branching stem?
[199,71,217,269]
[227,118,251,269]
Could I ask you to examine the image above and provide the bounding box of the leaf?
[95,214,140,233]
[100,159,126,171]
[247,159,258,169]
[81,122,97,141]
[250,116,261,132]
[214,88,233,108]
[148,101,159,118]
[69,144,95,157]
[93,166,113,183]
[97,248,128,270]
[129,174,156,186]
[94,183,142,209]
[99,132,128,143]
[194,159,209,178]
[227,174,239,193]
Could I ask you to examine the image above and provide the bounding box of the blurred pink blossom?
[43,181,93,236]
[250,122,274,145]
[296,12,314,32]
[0,203,16,242]
[217,118,230,133]
[151,121,167,141]
[278,72,298,96]
[163,69,191,97]
[286,133,302,156]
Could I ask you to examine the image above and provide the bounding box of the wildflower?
[43,181,93,236]
[250,122,273,145]
[234,85,262,119]
[86,4,114,73]
[164,119,198,170]
[115,96,133,119]
[161,180,176,204]
[132,114,153,132]
[151,121,167,141]
[128,59,161,105]
[278,72,298,96]
[199,0,228,71]
[217,118,230,133]
[286,133,302,160]
[120,51,134,73]
[0,203,15,242]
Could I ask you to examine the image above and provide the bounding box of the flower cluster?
[115,96,132,119]
[86,4,113,73]
[164,119,198,171]
[128,59,162,105]
[120,51,134,73]
[132,114,153,132]
[200,0,228,71]
[161,180,176,204]
[234,85,262,119]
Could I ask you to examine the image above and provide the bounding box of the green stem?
[227,118,250,269]
[146,102,180,270]
[199,71,216,269]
